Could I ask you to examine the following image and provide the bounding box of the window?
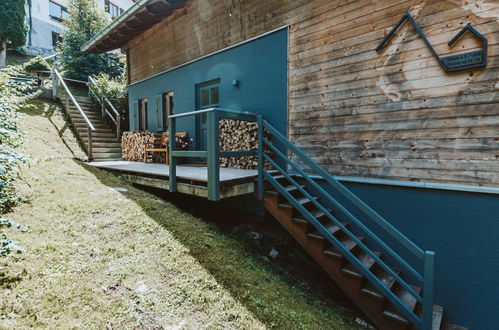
[162,92,174,129]
[139,98,148,131]
[105,0,122,19]
[199,85,220,108]
[52,32,63,47]
[49,1,69,21]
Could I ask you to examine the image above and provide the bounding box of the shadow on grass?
[20,99,84,160]
[79,161,361,329]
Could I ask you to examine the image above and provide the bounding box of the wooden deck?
[88,160,258,199]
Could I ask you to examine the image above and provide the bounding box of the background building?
[25,0,135,55]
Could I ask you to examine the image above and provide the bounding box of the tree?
[58,0,123,80]
[0,0,28,68]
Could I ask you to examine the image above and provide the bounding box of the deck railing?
[168,108,260,201]
[168,109,434,329]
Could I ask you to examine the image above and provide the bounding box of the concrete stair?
[64,97,121,161]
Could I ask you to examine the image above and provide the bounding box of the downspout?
[28,0,32,46]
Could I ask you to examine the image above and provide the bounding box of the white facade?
[26,0,135,55]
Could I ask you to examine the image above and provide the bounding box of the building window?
[49,1,69,21]
[52,32,63,47]
[139,98,148,131]
[162,92,174,129]
[105,0,122,19]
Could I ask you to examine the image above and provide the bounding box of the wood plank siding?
[125,0,499,187]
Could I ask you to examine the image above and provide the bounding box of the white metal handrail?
[52,69,95,159]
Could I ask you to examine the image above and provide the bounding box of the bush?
[89,72,128,118]
[23,56,51,72]
[0,65,35,256]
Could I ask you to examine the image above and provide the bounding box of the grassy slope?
[0,99,356,329]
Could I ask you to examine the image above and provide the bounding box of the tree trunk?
[0,39,6,68]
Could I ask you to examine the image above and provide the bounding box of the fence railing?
[52,69,95,159]
[168,108,260,201]
[88,76,121,140]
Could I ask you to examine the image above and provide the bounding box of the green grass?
[0,99,357,329]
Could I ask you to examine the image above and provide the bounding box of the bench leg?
[144,150,148,163]
[165,149,169,165]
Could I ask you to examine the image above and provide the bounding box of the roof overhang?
[82,0,187,53]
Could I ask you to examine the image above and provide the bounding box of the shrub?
[0,65,35,257]
[23,56,51,72]
[89,71,128,118]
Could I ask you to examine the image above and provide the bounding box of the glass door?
[196,79,220,150]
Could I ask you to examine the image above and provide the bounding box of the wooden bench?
[144,132,188,164]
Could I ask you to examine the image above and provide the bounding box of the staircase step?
[91,142,121,148]
[307,222,345,240]
[292,208,334,225]
[361,268,401,301]
[92,152,122,159]
[322,235,363,259]
[341,251,382,279]
[383,285,422,325]
[266,185,305,197]
[82,137,119,143]
[73,122,111,129]
[92,147,121,153]
[278,196,319,210]
[270,174,297,183]
[91,157,122,162]
[430,305,444,330]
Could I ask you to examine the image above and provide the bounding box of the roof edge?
[81,0,153,52]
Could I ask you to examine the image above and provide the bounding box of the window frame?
[162,91,174,130]
[49,1,69,22]
[138,98,148,131]
[51,32,63,47]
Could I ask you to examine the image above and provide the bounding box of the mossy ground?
[0,99,357,329]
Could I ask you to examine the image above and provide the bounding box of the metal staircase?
[52,69,122,161]
[258,119,442,329]
[167,108,443,330]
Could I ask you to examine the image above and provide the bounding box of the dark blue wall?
[128,28,288,140]
[319,180,499,329]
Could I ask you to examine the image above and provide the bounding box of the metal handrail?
[260,119,435,329]
[52,69,95,160]
[263,121,425,259]
[168,108,259,200]
[53,69,95,131]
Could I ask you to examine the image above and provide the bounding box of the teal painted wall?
[128,28,288,140]
[309,180,499,329]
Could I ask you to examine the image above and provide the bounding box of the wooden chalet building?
[83,0,498,329]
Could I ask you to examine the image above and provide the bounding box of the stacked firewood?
[219,119,272,169]
[121,131,158,162]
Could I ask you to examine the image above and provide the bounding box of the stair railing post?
[168,116,177,193]
[422,250,435,330]
[87,126,93,161]
[51,70,58,100]
[257,115,264,200]
[116,113,121,141]
[101,96,105,118]
[207,110,220,201]
[65,93,70,113]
